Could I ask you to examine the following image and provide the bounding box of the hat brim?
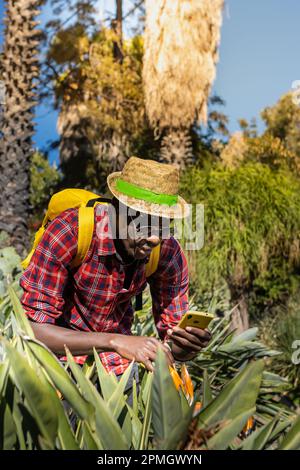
[107,172,190,219]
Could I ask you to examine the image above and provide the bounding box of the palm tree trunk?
[0,0,41,255]
[160,127,193,168]
[112,0,123,63]
[229,287,250,334]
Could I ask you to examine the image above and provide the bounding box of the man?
[20,157,211,383]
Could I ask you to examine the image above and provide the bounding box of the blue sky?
[1,0,300,165]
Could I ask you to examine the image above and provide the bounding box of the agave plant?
[0,285,300,450]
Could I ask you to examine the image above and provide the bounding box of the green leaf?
[26,338,93,421]
[0,361,9,396]
[126,403,143,450]
[279,415,300,450]
[4,340,58,447]
[206,408,255,450]
[132,379,139,417]
[218,341,268,356]
[158,406,193,451]
[152,349,182,444]
[82,422,103,450]
[22,342,79,450]
[197,360,264,428]
[93,348,118,401]
[36,376,80,451]
[141,368,152,407]
[0,398,17,449]
[241,417,279,450]
[10,382,26,450]
[7,285,34,338]
[82,355,96,380]
[206,323,231,350]
[108,361,134,418]
[202,370,213,408]
[56,405,80,450]
[179,388,191,417]
[66,348,128,450]
[139,373,153,450]
[231,328,258,343]
[0,247,21,276]
[268,419,293,442]
[152,348,192,450]
[121,407,132,448]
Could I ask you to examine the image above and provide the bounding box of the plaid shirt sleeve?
[19,209,78,324]
[148,237,189,340]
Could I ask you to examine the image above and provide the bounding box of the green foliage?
[50,28,145,134]
[0,248,22,297]
[278,415,300,450]
[189,313,293,421]
[226,93,300,177]
[259,294,300,399]
[0,247,22,331]
[30,151,62,219]
[0,286,299,450]
[244,134,300,173]
[47,26,159,191]
[197,359,263,428]
[261,93,300,160]
[152,348,192,449]
[180,162,300,312]
[234,94,300,174]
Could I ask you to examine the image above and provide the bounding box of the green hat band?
[115,178,178,206]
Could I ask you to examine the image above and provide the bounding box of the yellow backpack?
[22,189,160,309]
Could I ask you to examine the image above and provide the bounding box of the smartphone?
[178,311,214,330]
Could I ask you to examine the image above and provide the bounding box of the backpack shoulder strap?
[145,244,161,277]
[71,206,95,268]
[72,198,110,268]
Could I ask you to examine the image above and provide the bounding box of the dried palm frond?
[143,0,224,133]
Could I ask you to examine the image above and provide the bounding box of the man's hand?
[110,335,174,371]
[167,326,212,362]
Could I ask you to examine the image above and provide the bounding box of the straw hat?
[107,157,190,219]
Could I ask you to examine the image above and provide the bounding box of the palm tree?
[0,0,41,254]
[143,0,224,167]
[0,54,4,129]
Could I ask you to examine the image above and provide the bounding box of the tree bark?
[229,288,249,334]
[160,127,193,169]
[0,0,41,256]
[112,0,123,63]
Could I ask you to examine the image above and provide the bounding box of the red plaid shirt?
[20,204,189,375]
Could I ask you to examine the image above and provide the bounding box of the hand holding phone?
[167,311,213,362]
[178,311,214,330]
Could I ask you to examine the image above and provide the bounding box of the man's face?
[125,211,172,260]
[127,234,161,260]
